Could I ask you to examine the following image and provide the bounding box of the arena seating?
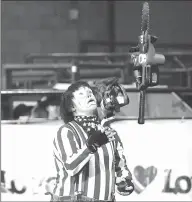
[1,51,192,120]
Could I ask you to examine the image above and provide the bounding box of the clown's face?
[72,86,97,116]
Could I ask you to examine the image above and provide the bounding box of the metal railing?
[22,51,192,88]
[24,52,131,63]
[2,49,192,121]
[1,87,192,120]
[24,50,192,63]
[2,50,192,89]
[2,87,192,95]
[2,61,127,89]
[2,61,192,89]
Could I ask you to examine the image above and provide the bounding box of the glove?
[116,178,134,196]
[86,130,109,153]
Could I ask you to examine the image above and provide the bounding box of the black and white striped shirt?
[53,120,132,200]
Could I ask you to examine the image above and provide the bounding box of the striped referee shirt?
[53,120,132,201]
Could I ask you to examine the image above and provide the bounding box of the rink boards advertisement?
[1,119,192,201]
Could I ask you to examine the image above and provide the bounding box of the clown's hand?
[116,177,134,196]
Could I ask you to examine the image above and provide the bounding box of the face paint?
[72,87,97,116]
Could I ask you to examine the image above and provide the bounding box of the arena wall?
[2,1,192,63]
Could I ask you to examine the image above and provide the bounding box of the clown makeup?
[72,86,97,116]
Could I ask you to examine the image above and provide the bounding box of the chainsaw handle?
[138,89,146,124]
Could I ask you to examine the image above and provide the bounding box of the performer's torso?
[53,121,116,201]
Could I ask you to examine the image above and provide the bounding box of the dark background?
[2,1,192,63]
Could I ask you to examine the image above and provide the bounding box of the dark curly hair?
[60,81,94,123]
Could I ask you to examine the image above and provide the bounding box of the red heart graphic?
[133,166,157,193]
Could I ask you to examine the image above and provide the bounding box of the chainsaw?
[129,2,165,124]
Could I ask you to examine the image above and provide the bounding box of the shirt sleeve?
[53,126,93,176]
[114,133,132,184]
